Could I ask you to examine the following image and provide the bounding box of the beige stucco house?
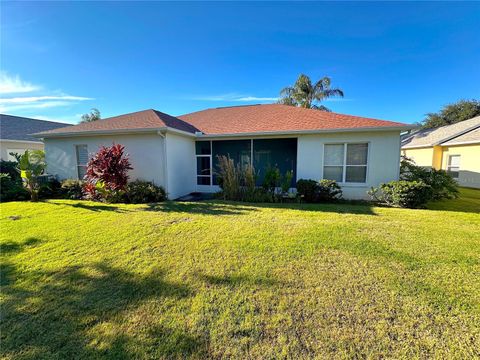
[35,104,413,200]
[401,116,480,188]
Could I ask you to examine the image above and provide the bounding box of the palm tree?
[278,74,344,111]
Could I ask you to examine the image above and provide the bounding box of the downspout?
[157,131,169,197]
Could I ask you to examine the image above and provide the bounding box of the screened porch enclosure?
[195,138,297,187]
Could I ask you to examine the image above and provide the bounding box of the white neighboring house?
[0,114,71,161]
[35,104,413,200]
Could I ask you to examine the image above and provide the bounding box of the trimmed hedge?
[369,180,432,208]
[296,179,343,202]
[125,180,167,204]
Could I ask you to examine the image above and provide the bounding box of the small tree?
[80,108,101,123]
[16,150,46,202]
[262,166,281,194]
[421,99,480,129]
[84,144,132,202]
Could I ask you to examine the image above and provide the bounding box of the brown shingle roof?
[36,104,410,138]
[179,104,409,135]
[36,109,199,136]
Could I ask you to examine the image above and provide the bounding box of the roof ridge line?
[436,123,480,145]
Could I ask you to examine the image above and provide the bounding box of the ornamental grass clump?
[216,155,242,201]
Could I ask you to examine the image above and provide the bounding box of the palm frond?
[312,104,331,112]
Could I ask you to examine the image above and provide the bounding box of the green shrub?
[368,180,432,208]
[60,179,84,200]
[243,188,274,203]
[296,179,318,202]
[38,177,62,199]
[316,179,343,201]
[281,170,294,193]
[296,179,343,202]
[125,180,166,203]
[400,156,459,200]
[0,173,29,202]
[0,160,20,181]
[262,166,281,194]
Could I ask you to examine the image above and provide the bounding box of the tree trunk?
[30,190,39,202]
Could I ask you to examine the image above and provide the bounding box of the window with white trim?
[447,155,460,179]
[323,143,368,183]
[196,141,212,185]
[75,145,88,179]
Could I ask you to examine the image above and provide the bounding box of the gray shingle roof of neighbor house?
[0,114,72,142]
[34,104,413,138]
[441,125,480,146]
[401,116,480,149]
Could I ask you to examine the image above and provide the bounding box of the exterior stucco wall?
[43,130,404,201]
[297,131,402,199]
[0,140,44,161]
[44,133,166,189]
[441,144,480,189]
[165,132,196,199]
[401,147,434,168]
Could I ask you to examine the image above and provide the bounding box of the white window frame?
[446,154,461,179]
[75,144,88,180]
[322,142,370,185]
[196,140,213,186]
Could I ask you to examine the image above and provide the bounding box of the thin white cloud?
[235,96,278,102]
[193,93,278,102]
[0,101,74,113]
[0,72,93,113]
[0,72,40,94]
[0,95,93,104]
[324,98,354,102]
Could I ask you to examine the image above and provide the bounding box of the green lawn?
[1,189,479,359]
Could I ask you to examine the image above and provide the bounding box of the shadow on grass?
[320,238,478,310]
[195,271,280,287]
[48,200,258,216]
[143,201,258,216]
[215,200,377,215]
[0,237,42,255]
[1,262,207,359]
[424,187,480,214]
[1,237,43,287]
[46,198,377,216]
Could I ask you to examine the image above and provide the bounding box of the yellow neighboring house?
[401,116,480,188]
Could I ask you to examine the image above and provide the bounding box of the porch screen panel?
[253,138,297,186]
[212,140,251,185]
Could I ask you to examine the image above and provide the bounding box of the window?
[323,143,368,183]
[195,141,212,185]
[447,155,460,179]
[75,145,88,179]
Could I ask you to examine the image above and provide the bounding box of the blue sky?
[1,2,479,124]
